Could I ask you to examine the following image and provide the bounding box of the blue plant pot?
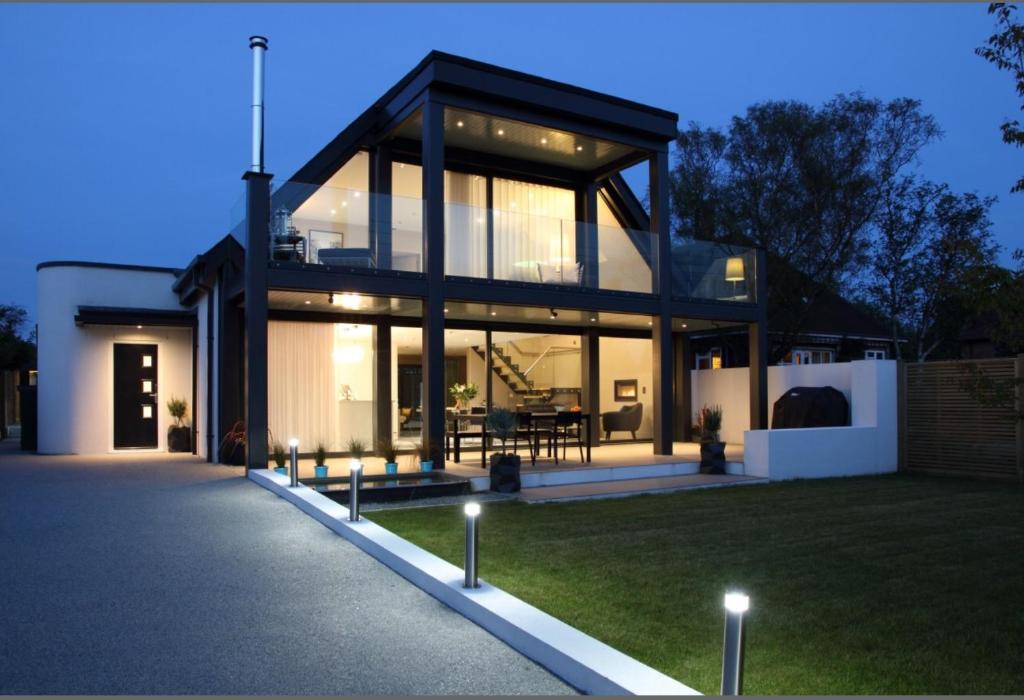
[420,460,433,472]
[385,462,398,475]
[274,466,287,475]
[314,465,328,478]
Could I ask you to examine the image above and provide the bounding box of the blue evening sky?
[2,3,1021,323]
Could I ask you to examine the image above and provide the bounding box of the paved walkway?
[0,443,572,695]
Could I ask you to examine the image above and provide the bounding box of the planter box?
[699,442,726,474]
[489,453,522,493]
[168,426,191,453]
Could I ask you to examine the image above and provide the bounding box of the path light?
[721,592,749,695]
[464,502,481,588]
[288,438,299,488]
[348,461,362,522]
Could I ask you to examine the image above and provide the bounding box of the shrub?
[167,397,188,427]
[271,442,286,468]
[347,437,366,461]
[378,437,399,464]
[696,404,724,443]
[314,441,327,466]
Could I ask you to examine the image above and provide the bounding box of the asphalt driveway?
[0,443,573,694]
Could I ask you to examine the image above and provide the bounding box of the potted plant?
[347,437,366,472]
[486,407,521,493]
[314,441,329,479]
[697,404,726,474]
[166,397,191,452]
[271,442,288,475]
[379,437,399,475]
[417,442,433,472]
[218,420,246,465]
[449,382,479,412]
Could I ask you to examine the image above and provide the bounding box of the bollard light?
[721,592,749,695]
[288,438,299,488]
[348,461,362,522]
[463,502,480,588]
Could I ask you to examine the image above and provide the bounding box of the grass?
[370,475,1024,695]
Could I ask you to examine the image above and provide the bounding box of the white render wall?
[37,265,194,455]
[690,360,897,480]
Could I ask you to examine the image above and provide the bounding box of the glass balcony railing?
[670,238,758,304]
[266,182,658,293]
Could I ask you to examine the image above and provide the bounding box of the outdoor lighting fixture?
[288,438,299,488]
[721,592,749,695]
[349,461,362,522]
[490,311,497,316]
[497,129,504,136]
[576,145,583,152]
[456,120,464,128]
[464,502,481,588]
[549,308,558,319]
[136,325,142,329]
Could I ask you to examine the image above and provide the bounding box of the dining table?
[445,411,592,469]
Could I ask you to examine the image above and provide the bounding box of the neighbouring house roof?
[795,290,892,342]
[959,310,999,343]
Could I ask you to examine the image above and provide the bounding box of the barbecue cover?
[771,386,849,429]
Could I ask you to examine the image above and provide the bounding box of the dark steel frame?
[240,52,769,469]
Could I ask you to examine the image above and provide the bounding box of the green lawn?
[370,475,1024,695]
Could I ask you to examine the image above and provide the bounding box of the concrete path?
[0,443,573,695]
[519,472,766,503]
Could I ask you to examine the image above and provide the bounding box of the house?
[688,288,896,369]
[35,49,775,466]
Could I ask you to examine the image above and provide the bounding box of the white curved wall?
[37,265,194,455]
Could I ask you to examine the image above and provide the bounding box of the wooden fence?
[899,356,1023,481]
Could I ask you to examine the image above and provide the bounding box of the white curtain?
[492,178,575,283]
[445,171,487,277]
[268,321,340,451]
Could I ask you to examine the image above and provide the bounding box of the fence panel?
[902,357,1021,481]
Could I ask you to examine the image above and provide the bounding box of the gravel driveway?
[0,444,573,695]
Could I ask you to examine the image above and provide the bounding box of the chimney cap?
[249,36,268,49]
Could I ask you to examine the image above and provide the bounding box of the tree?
[0,304,35,441]
[670,95,940,362]
[977,3,1024,192]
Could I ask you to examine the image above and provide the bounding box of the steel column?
[421,98,446,466]
[748,320,768,430]
[375,322,392,450]
[582,329,601,446]
[650,150,673,455]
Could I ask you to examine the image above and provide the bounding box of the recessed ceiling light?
[353,191,361,198]
[136,325,142,329]
[444,308,449,313]
[541,137,547,144]
[398,163,405,169]
[490,311,497,316]
[341,201,348,207]
[330,209,336,215]
[681,323,688,328]
[590,317,596,322]
[304,300,312,305]
[576,145,583,152]
[497,129,504,136]
[648,321,653,326]
[456,120,464,128]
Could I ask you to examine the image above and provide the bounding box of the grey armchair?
[601,403,643,440]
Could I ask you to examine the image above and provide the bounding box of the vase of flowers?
[449,382,479,412]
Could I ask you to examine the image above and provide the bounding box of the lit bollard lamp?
[463,502,480,588]
[348,460,362,522]
[721,592,749,696]
[288,438,299,488]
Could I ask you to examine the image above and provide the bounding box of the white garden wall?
[691,360,897,480]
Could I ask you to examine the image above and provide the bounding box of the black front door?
[113,343,158,449]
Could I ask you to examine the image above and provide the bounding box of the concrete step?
[518,473,767,503]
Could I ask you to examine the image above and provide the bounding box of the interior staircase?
[471,345,534,395]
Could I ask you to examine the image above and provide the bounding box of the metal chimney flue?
[249,35,268,173]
